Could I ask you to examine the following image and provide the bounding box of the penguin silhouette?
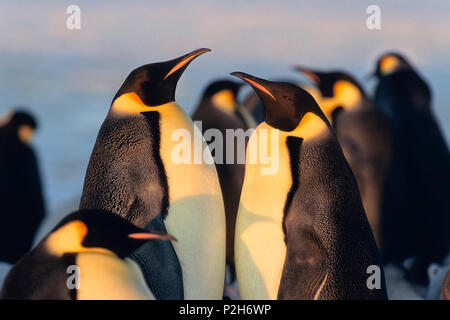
[371,52,450,284]
[80,49,226,299]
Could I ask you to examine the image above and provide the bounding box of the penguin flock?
[0,48,449,300]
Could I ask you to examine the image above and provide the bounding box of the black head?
[0,110,38,143]
[230,72,328,131]
[373,52,411,78]
[51,209,176,259]
[113,48,210,106]
[294,67,367,99]
[201,79,242,100]
[1,110,37,130]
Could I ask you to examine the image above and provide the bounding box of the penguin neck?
[111,92,178,115]
[323,81,364,113]
[280,112,330,140]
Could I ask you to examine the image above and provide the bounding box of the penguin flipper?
[277,225,328,300]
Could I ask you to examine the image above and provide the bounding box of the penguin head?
[231,72,328,131]
[201,79,242,112]
[46,210,176,259]
[294,66,366,101]
[373,52,411,77]
[0,110,38,143]
[112,48,210,108]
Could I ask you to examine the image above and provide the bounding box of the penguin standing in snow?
[231,72,386,300]
[371,52,450,283]
[80,49,226,299]
[293,67,393,248]
[0,110,45,264]
[0,209,175,300]
[192,79,255,282]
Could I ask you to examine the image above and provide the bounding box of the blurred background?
[0,0,449,241]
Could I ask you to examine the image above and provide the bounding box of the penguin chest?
[80,115,166,227]
[144,102,226,300]
[76,252,155,300]
[235,123,293,299]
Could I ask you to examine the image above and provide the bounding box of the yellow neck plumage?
[211,89,236,113]
[45,221,111,257]
[111,92,177,115]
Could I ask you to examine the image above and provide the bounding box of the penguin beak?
[230,72,276,100]
[128,232,178,241]
[293,66,321,84]
[164,48,211,80]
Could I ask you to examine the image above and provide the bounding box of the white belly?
[235,122,291,299]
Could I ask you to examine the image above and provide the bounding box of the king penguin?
[0,110,45,264]
[371,52,450,283]
[293,67,393,249]
[0,209,175,300]
[79,49,226,299]
[231,72,387,300]
[192,79,256,282]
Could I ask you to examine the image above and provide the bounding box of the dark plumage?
[443,270,450,300]
[372,52,450,284]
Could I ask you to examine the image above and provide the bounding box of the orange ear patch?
[18,125,34,143]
